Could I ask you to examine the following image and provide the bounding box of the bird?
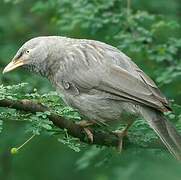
[3,36,181,160]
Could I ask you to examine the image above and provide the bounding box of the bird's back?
[48,36,170,112]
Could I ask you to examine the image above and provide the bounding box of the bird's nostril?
[14,52,23,60]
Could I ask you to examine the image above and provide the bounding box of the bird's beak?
[3,58,25,74]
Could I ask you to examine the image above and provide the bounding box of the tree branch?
[0,99,163,149]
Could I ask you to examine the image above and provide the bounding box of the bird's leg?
[113,122,133,152]
[76,120,96,143]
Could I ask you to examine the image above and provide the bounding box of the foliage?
[0,0,181,180]
[0,83,81,139]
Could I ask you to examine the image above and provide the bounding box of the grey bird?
[3,36,181,160]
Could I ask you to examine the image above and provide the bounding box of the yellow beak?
[3,59,25,74]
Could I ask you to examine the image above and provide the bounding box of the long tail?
[140,106,181,160]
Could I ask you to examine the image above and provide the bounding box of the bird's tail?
[140,106,181,160]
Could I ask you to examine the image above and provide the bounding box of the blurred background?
[0,0,181,180]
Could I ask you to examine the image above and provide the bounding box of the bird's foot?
[76,120,95,143]
[112,129,128,152]
[76,120,95,127]
[113,121,133,152]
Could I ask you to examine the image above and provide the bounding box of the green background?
[0,0,181,180]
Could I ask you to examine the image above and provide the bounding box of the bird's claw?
[112,130,128,152]
[76,120,95,143]
[83,127,94,143]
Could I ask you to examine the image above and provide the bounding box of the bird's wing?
[60,40,170,112]
[98,63,169,111]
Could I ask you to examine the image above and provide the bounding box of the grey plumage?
[3,36,181,160]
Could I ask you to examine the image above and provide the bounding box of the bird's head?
[3,37,49,74]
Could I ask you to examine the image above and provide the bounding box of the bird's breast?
[59,89,138,124]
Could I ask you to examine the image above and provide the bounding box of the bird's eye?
[26,50,30,54]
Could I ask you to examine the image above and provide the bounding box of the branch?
[0,99,163,149]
